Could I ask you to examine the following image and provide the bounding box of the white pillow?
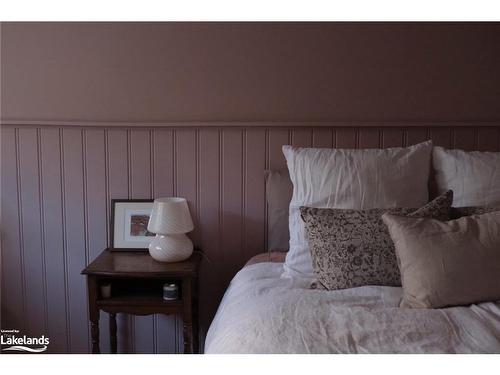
[282,141,433,281]
[433,146,500,207]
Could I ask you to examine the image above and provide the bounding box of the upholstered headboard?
[265,169,293,251]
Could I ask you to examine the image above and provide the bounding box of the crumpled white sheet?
[205,262,500,353]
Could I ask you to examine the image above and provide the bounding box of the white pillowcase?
[282,141,433,281]
[433,146,500,207]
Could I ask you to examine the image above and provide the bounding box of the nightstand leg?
[183,320,193,354]
[182,277,193,354]
[91,320,100,354]
[109,313,117,354]
[193,279,199,354]
[87,276,100,354]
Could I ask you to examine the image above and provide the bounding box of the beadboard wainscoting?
[1,123,500,353]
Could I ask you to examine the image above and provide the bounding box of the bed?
[205,253,500,353]
[205,143,500,354]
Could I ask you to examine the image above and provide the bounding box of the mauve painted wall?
[2,22,500,122]
[1,23,500,354]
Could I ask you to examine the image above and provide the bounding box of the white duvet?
[205,262,500,353]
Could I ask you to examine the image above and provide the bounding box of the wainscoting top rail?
[2,120,500,128]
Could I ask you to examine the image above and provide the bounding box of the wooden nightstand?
[81,249,201,354]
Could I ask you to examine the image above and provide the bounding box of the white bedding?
[205,262,500,353]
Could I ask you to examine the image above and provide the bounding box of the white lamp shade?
[147,197,194,234]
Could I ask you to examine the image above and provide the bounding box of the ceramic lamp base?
[148,233,193,262]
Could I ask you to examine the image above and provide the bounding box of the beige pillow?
[382,211,500,309]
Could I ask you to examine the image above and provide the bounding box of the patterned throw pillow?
[450,206,500,219]
[300,190,453,290]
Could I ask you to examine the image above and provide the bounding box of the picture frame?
[110,199,155,251]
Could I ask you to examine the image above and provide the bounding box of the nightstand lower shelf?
[98,297,184,315]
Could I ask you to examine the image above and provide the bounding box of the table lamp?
[147,197,194,262]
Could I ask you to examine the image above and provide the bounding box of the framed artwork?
[110,199,155,251]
